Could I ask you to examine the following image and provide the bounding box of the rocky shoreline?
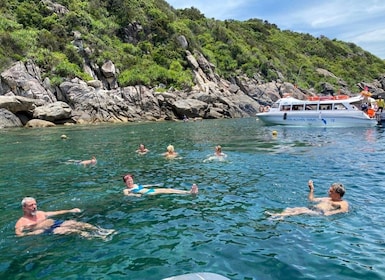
[1,50,385,129]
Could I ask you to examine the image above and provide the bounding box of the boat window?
[292,105,304,111]
[305,104,318,110]
[280,105,291,111]
[271,103,279,109]
[334,103,347,110]
[320,104,332,110]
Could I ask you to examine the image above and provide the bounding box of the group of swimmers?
[15,143,349,238]
[136,143,228,161]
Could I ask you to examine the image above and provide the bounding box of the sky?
[166,0,385,59]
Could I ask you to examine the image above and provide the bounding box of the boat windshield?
[271,103,279,109]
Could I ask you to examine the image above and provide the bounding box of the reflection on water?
[1,119,385,279]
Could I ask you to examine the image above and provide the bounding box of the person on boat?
[361,102,368,112]
[136,143,149,155]
[163,145,178,159]
[15,197,114,238]
[267,180,349,218]
[367,105,376,118]
[79,156,97,166]
[376,97,385,112]
[123,174,198,197]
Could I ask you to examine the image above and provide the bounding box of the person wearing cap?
[122,174,198,197]
[267,180,349,217]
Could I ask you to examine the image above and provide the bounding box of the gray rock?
[0,108,23,128]
[33,101,72,121]
[25,119,56,128]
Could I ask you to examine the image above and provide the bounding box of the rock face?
[25,119,56,128]
[1,49,385,129]
[0,108,23,128]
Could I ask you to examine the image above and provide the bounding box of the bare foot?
[190,184,198,194]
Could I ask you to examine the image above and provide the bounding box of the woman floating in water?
[122,174,198,197]
[204,145,227,162]
[163,145,179,159]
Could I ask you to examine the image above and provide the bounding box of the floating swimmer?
[15,197,115,239]
[204,145,227,162]
[122,174,198,197]
[162,145,179,159]
[79,156,97,166]
[267,180,349,219]
[136,143,149,155]
[66,156,97,166]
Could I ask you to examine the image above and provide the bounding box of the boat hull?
[256,111,377,127]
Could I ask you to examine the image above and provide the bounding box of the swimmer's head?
[215,145,222,152]
[167,145,174,153]
[330,183,345,197]
[272,130,278,136]
[21,197,36,207]
[123,174,133,182]
[21,197,37,215]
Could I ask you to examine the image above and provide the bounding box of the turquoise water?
[1,118,385,280]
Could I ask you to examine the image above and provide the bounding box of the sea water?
[1,118,385,280]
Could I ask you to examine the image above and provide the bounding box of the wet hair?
[167,145,174,153]
[216,145,222,152]
[331,183,345,197]
[21,197,36,207]
[123,174,133,182]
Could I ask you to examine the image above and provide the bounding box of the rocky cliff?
[1,49,384,129]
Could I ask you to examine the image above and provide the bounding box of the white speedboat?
[256,95,378,127]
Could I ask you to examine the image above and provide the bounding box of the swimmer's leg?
[150,184,198,195]
[266,207,319,218]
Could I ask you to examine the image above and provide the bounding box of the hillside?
[0,0,384,94]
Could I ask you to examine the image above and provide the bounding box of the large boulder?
[0,95,44,113]
[0,61,56,102]
[0,108,23,128]
[25,119,56,128]
[33,101,72,121]
[173,99,208,118]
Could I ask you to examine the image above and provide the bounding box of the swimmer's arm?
[15,224,26,236]
[15,222,44,236]
[308,180,316,201]
[123,189,142,197]
[15,227,44,236]
[44,208,82,217]
[307,180,323,202]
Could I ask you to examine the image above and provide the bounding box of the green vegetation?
[0,0,384,92]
